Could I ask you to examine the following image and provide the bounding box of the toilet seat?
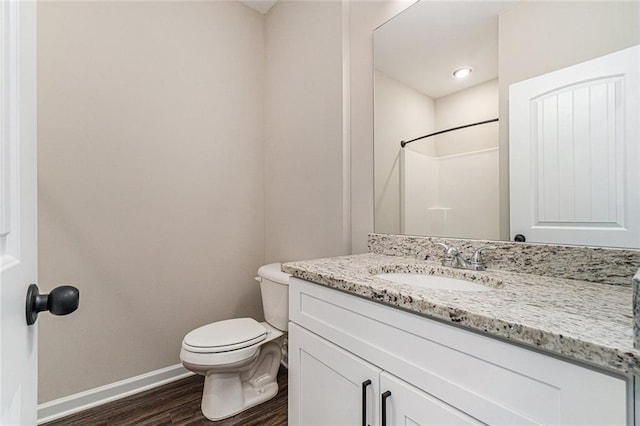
[182,318,267,354]
[180,321,283,367]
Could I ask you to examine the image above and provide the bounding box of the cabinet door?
[380,372,484,426]
[289,323,381,426]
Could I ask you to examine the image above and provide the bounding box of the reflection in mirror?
[373,1,640,248]
[374,2,507,240]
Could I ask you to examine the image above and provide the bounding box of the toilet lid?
[182,318,267,353]
[257,263,290,285]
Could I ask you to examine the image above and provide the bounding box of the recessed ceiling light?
[453,67,473,79]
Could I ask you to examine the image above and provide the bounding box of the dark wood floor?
[44,368,288,426]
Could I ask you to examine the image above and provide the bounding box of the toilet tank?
[256,263,290,332]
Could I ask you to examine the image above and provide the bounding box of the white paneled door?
[1,1,38,424]
[510,45,639,248]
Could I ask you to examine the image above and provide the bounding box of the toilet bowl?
[180,263,290,421]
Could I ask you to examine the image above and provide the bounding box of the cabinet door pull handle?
[361,379,372,426]
[381,390,392,426]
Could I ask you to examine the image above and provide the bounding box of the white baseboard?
[37,364,194,424]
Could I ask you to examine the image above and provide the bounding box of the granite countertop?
[282,253,640,376]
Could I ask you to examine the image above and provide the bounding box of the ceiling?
[239,0,277,14]
[374,1,515,99]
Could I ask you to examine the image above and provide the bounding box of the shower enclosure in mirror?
[373,0,640,248]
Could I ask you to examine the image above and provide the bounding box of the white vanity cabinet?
[288,277,630,425]
[290,323,481,426]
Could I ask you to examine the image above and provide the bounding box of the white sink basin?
[375,273,491,292]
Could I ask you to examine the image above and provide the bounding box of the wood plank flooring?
[44,368,288,426]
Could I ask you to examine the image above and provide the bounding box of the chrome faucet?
[433,242,495,271]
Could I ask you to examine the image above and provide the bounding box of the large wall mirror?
[374,0,640,248]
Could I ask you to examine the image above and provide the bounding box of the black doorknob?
[26,284,79,326]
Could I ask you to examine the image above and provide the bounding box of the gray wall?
[264,1,348,263]
[38,1,266,402]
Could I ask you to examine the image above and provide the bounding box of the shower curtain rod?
[400,118,499,148]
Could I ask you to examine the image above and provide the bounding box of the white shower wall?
[400,148,438,236]
[436,148,499,239]
[402,148,499,239]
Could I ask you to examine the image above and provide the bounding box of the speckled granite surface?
[369,233,640,286]
[282,253,640,376]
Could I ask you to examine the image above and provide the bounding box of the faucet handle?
[470,246,496,267]
[433,242,449,251]
[432,242,459,266]
[433,242,458,256]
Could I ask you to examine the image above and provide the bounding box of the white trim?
[37,364,193,424]
[407,146,499,161]
[1,0,22,271]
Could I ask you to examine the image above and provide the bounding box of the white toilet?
[180,263,290,421]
